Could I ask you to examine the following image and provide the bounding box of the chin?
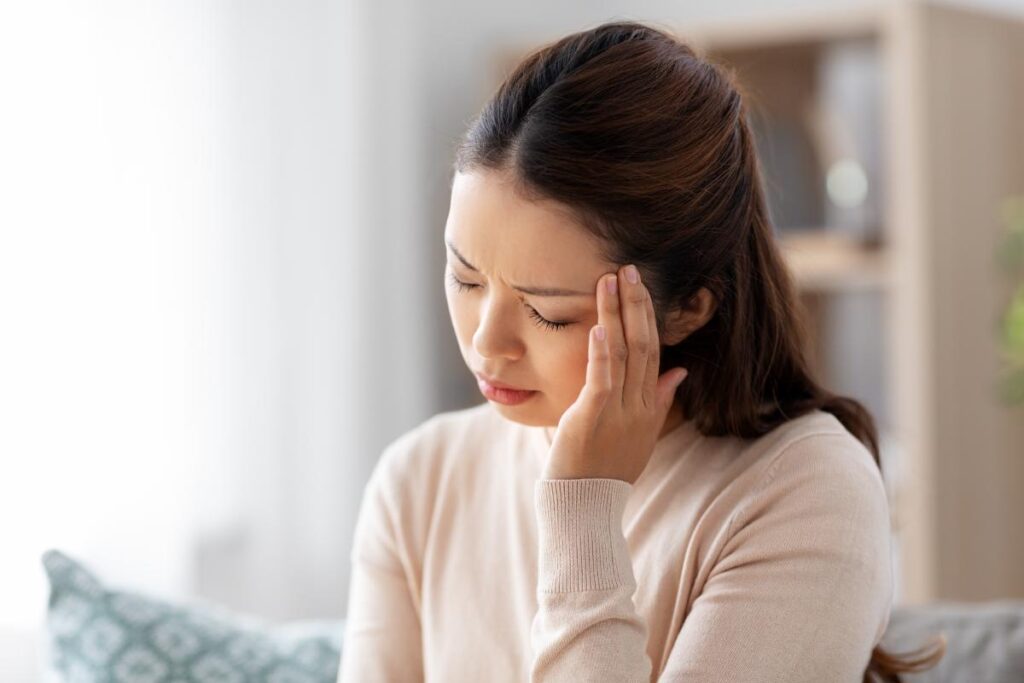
[489,399,560,428]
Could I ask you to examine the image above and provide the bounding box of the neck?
[660,400,686,439]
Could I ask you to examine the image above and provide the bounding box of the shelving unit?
[683,1,1024,605]
[491,1,1024,604]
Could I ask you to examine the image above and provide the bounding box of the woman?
[339,20,944,682]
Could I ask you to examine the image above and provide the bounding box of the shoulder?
[742,411,894,621]
[730,409,890,540]
[692,411,895,663]
[351,403,503,569]
[760,410,882,494]
[369,401,507,492]
[377,401,501,464]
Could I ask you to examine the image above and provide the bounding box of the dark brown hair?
[453,19,945,682]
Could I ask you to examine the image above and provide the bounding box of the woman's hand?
[542,264,689,484]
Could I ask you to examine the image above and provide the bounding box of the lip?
[475,372,528,391]
[475,372,537,405]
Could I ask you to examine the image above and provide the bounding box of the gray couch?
[42,547,1024,681]
[879,601,1024,681]
[321,601,1024,681]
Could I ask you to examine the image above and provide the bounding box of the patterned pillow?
[41,549,345,683]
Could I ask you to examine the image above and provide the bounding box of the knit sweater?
[338,401,894,682]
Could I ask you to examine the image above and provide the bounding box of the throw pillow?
[41,549,345,683]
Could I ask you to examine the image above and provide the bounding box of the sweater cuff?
[534,478,635,594]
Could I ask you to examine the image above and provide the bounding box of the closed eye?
[446,271,571,331]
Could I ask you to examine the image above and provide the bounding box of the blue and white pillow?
[41,549,345,683]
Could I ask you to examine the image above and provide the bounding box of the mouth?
[474,372,537,405]
[475,371,528,391]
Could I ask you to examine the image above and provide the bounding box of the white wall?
[0,1,406,679]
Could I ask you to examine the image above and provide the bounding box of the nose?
[472,290,525,361]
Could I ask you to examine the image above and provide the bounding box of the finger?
[642,280,663,407]
[581,323,612,416]
[619,264,651,408]
[597,271,627,401]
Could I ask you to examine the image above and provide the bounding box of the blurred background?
[1,0,1023,679]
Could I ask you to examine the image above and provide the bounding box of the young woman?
[339,20,944,682]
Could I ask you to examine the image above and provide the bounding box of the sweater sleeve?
[338,442,424,683]
[659,432,894,682]
[530,477,652,682]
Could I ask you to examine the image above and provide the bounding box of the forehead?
[444,169,613,276]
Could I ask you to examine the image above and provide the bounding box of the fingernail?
[625,264,639,284]
[595,325,606,341]
[675,369,688,386]
[606,275,617,294]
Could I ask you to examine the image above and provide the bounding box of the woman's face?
[443,168,621,427]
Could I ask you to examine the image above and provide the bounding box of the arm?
[530,477,652,682]
[338,449,424,683]
[659,432,894,682]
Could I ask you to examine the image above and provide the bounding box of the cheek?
[538,331,591,395]
[445,290,476,346]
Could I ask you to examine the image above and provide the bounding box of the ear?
[660,287,717,346]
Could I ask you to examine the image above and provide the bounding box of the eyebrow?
[445,240,593,297]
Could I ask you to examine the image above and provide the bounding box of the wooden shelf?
[778,230,888,291]
[680,5,885,52]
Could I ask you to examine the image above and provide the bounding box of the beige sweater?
[338,401,893,682]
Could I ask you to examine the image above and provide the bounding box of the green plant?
[997,195,1024,405]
